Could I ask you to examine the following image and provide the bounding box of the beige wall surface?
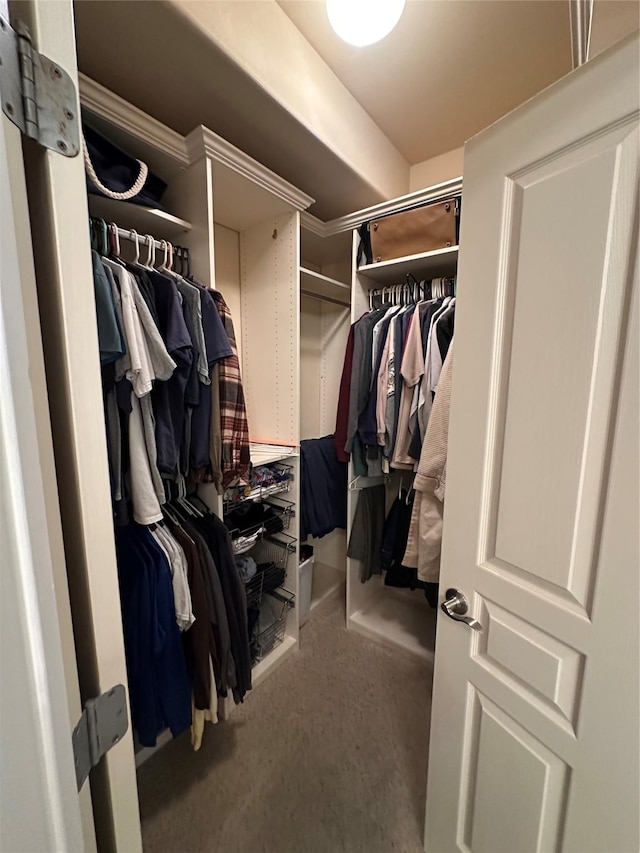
[409,147,465,192]
[589,1,639,58]
[175,0,409,203]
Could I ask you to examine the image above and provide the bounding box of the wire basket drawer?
[250,589,295,664]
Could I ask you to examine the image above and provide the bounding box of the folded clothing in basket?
[224,502,284,537]
[234,555,257,582]
[248,594,282,662]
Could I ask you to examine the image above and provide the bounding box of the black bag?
[83,120,167,209]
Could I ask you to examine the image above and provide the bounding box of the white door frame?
[0,87,88,853]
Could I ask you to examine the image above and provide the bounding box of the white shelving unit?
[88,193,192,239]
[349,588,437,663]
[310,562,345,612]
[357,245,459,284]
[300,266,350,306]
[345,189,461,663]
[298,220,351,630]
[80,82,316,730]
[250,442,299,466]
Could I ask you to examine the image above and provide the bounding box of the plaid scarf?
[211,291,251,489]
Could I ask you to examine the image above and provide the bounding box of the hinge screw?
[52,66,61,78]
[57,139,67,152]
[5,102,13,115]
[64,108,74,120]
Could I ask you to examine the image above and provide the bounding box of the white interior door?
[425,34,639,853]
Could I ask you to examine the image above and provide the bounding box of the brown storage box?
[369,199,457,263]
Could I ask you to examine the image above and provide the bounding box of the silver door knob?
[441,588,482,632]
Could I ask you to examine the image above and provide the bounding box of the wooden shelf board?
[300,266,350,305]
[88,194,192,239]
[349,589,436,664]
[357,245,458,284]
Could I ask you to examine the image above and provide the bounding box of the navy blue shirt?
[116,524,192,747]
[147,271,194,476]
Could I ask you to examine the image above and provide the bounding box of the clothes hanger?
[97,219,109,257]
[158,240,169,271]
[144,233,155,269]
[128,229,141,265]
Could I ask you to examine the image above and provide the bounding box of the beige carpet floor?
[137,594,433,853]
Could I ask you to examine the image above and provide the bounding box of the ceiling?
[278,0,572,164]
[73,0,576,219]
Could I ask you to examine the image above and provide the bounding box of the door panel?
[461,691,568,853]
[425,34,639,853]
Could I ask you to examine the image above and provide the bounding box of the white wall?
[174,0,410,204]
[409,147,464,192]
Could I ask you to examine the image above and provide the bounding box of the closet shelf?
[88,194,192,239]
[349,591,437,664]
[357,245,459,285]
[250,442,299,466]
[300,267,351,306]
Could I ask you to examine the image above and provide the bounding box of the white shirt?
[152,526,195,631]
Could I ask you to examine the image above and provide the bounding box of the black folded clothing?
[225,502,284,537]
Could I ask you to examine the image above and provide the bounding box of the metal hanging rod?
[300,289,350,309]
[114,226,167,251]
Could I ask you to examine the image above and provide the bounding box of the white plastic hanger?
[144,233,155,269]
[128,229,141,264]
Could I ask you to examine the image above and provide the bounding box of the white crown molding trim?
[187,127,315,212]
[79,74,189,166]
[300,211,328,237]
[321,177,464,235]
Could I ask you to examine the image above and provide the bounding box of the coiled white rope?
[82,132,148,201]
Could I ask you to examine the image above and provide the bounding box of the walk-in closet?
[2,2,638,852]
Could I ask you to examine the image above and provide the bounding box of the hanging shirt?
[416,298,452,441]
[91,251,125,364]
[128,274,177,382]
[429,298,456,395]
[334,321,357,463]
[151,525,195,631]
[359,306,399,448]
[211,291,250,489]
[103,259,154,398]
[189,284,233,474]
[116,524,192,747]
[146,270,194,477]
[128,393,163,525]
[345,309,386,454]
[392,304,426,468]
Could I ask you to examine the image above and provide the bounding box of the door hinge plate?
[72,685,128,791]
[0,15,79,156]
